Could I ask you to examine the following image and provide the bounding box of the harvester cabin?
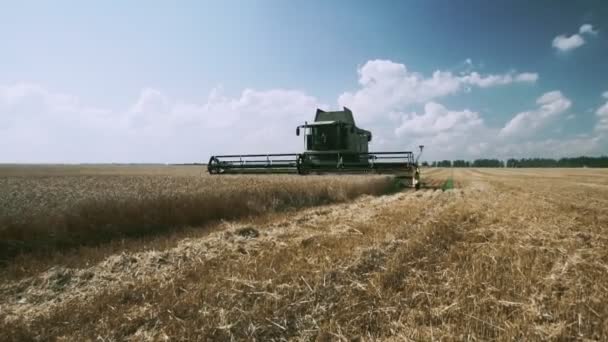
[300,107,371,153]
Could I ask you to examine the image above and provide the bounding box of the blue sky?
[1,1,607,162]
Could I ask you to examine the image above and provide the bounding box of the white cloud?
[127,88,171,129]
[389,99,597,161]
[552,24,598,52]
[338,60,537,123]
[338,61,459,122]
[579,24,598,35]
[515,73,540,82]
[491,90,608,159]
[552,34,585,51]
[5,60,608,163]
[387,88,606,161]
[460,71,538,88]
[596,91,608,132]
[392,102,492,160]
[500,91,572,138]
[0,83,80,114]
[395,102,483,137]
[0,83,322,163]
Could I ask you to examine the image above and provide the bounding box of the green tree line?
[422,156,608,168]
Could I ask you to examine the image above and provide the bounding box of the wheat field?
[1,167,608,340]
[0,165,394,264]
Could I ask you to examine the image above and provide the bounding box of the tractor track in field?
[0,179,467,326]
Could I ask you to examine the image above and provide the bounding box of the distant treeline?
[422,156,608,168]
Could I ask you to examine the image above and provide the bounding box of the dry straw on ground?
[1,167,608,340]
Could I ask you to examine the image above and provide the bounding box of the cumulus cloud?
[127,88,171,129]
[0,83,128,162]
[552,34,585,51]
[391,102,492,159]
[393,92,604,161]
[461,72,538,87]
[515,73,540,82]
[596,91,608,131]
[391,90,607,161]
[491,90,608,159]
[552,24,598,52]
[0,83,322,163]
[579,24,598,35]
[338,60,537,123]
[395,102,483,137]
[4,60,607,163]
[500,91,572,138]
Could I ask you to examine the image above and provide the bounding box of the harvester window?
[311,126,338,150]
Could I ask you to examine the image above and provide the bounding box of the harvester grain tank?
[208,107,424,188]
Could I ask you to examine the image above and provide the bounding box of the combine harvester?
[208,107,424,188]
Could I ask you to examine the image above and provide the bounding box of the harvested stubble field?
[1,167,608,340]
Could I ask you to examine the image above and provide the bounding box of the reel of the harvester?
[207,154,300,174]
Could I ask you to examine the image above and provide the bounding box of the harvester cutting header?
[208,107,424,188]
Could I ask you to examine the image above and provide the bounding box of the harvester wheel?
[296,154,309,175]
